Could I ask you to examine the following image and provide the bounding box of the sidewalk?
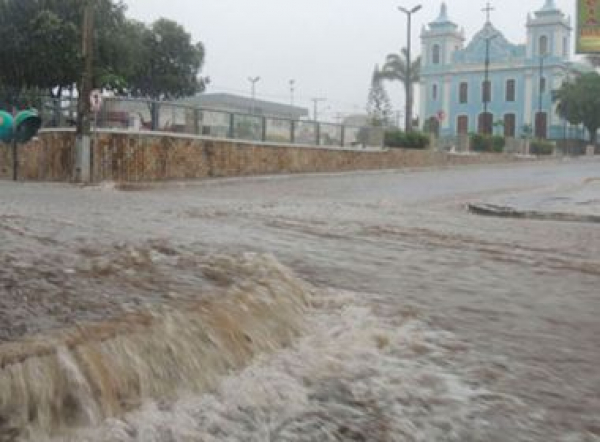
[468,178,600,223]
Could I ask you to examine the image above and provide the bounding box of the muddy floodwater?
[1,159,599,441]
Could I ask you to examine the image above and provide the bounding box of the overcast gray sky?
[123,0,576,121]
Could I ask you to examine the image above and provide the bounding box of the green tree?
[553,72,600,144]
[366,65,393,127]
[377,47,421,129]
[0,0,133,99]
[127,18,206,100]
[0,0,205,102]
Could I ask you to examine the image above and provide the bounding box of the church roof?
[528,0,568,26]
[537,0,560,15]
[428,3,458,31]
[455,22,524,64]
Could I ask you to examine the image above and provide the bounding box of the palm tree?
[377,48,421,131]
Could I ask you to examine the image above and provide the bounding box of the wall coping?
[38,128,387,153]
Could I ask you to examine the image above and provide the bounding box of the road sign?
[90,90,102,113]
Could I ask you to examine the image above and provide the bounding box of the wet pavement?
[1,158,599,440]
[469,172,600,221]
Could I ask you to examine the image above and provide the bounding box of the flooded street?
[1,159,599,441]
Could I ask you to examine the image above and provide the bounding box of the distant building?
[342,114,370,127]
[420,1,593,140]
[182,93,309,120]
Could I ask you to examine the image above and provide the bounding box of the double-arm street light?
[482,33,498,134]
[398,4,422,133]
[248,76,261,115]
[537,52,549,139]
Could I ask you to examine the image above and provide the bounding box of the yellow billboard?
[577,0,600,53]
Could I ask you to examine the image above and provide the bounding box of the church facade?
[419,0,585,140]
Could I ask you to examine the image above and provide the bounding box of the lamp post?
[561,63,572,154]
[248,76,261,115]
[536,53,548,139]
[398,4,422,133]
[482,33,498,135]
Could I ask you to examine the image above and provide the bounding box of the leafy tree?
[553,72,600,144]
[0,0,133,100]
[127,18,206,100]
[366,65,393,127]
[0,0,205,103]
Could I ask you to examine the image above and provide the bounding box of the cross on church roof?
[482,2,495,23]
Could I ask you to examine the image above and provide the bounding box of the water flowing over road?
[1,159,599,441]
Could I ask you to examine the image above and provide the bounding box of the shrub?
[530,139,554,155]
[384,130,430,149]
[470,134,505,153]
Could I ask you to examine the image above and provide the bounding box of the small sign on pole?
[90,90,102,113]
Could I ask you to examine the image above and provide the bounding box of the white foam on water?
[44,288,487,442]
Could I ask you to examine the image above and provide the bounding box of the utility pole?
[398,4,422,133]
[311,98,326,121]
[76,0,94,182]
[248,76,261,115]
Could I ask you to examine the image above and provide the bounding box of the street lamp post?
[398,4,422,133]
[562,63,572,155]
[248,76,261,115]
[482,34,498,135]
[537,53,548,139]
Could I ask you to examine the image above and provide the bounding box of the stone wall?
[0,130,528,183]
[0,131,75,181]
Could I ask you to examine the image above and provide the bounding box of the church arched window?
[539,35,549,56]
[432,44,441,65]
[459,82,468,104]
[506,80,516,102]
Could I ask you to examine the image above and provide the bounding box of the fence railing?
[37,96,385,149]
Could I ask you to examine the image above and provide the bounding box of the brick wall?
[0,130,528,183]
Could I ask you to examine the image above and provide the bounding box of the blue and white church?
[420,0,584,140]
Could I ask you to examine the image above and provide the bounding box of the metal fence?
[37,96,385,149]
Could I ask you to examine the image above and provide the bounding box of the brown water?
[1,159,599,441]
